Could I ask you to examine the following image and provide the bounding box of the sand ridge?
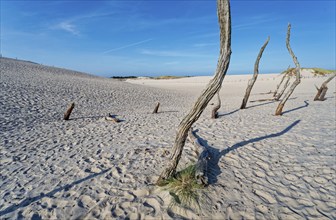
[1,57,335,219]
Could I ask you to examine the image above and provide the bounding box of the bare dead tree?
[240,37,270,109]
[314,72,336,101]
[274,75,291,101]
[152,102,160,114]
[156,0,232,185]
[211,92,221,118]
[275,24,301,116]
[64,102,75,120]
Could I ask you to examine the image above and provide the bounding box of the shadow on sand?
[0,169,110,216]
[192,120,301,185]
[282,100,309,115]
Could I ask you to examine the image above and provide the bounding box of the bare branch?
[240,36,270,109]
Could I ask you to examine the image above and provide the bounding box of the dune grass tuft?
[153,75,186,80]
[162,165,205,211]
[282,67,335,76]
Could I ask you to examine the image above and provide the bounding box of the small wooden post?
[211,92,221,118]
[64,102,75,120]
[152,102,160,114]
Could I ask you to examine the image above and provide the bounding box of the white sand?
[1,57,335,219]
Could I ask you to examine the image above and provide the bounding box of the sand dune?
[1,57,335,219]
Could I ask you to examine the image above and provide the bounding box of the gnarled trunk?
[156,0,232,185]
[240,36,270,109]
[275,24,301,116]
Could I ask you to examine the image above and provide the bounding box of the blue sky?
[1,0,335,77]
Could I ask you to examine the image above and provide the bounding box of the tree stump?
[64,102,75,120]
[188,129,211,186]
[314,73,336,101]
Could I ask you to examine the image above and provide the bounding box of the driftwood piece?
[275,24,301,116]
[188,129,210,186]
[105,113,121,123]
[314,73,336,101]
[156,0,231,185]
[64,102,75,120]
[249,98,275,103]
[211,92,221,118]
[274,75,291,101]
[240,36,270,109]
[152,102,160,114]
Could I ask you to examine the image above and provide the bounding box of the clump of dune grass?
[309,68,335,76]
[282,67,335,76]
[153,75,186,80]
[161,165,206,211]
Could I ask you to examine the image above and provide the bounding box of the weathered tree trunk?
[156,0,232,185]
[314,73,336,101]
[188,129,211,186]
[152,102,160,114]
[211,92,221,118]
[275,24,301,116]
[64,102,75,120]
[274,75,291,101]
[240,37,270,109]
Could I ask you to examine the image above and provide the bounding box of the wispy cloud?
[193,43,217,47]
[233,14,279,31]
[54,21,80,36]
[103,39,153,54]
[140,49,209,57]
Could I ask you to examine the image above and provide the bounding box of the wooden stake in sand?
[64,102,75,120]
[314,72,336,101]
[152,102,160,114]
[157,0,231,185]
[275,24,301,116]
[240,36,270,109]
